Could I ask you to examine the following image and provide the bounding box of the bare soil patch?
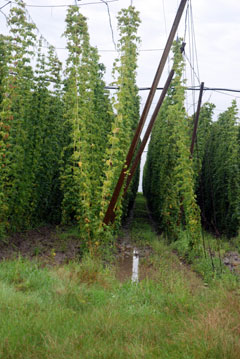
[0,226,82,265]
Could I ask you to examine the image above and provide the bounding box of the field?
[1,2,240,358]
[0,195,240,359]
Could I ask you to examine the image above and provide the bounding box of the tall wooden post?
[123,43,186,195]
[103,0,188,225]
[190,82,204,156]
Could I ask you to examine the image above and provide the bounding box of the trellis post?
[103,0,188,225]
[123,43,186,195]
[190,81,204,156]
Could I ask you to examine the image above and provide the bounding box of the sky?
[1,0,240,190]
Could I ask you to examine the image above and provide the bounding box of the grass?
[136,195,240,285]
[0,194,240,358]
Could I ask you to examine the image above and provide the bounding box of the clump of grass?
[170,229,240,284]
[54,255,116,289]
[0,257,55,294]
[57,225,80,241]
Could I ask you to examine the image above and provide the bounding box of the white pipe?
[132,248,139,283]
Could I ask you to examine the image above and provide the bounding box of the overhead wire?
[4,0,118,8]
[212,89,240,99]
[183,1,190,111]
[105,85,240,93]
[98,0,117,51]
[184,52,200,84]
[162,0,170,73]
[204,87,240,94]
[203,90,212,104]
[183,0,189,42]
[188,0,196,115]
[0,1,11,10]
[175,0,179,38]
[189,0,200,81]
[42,46,164,52]
[183,0,201,87]
[0,8,8,19]
[1,0,59,57]
[2,0,239,102]
[187,101,198,112]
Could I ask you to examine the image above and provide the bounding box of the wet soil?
[1,203,237,286]
[115,207,155,282]
[223,251,240,274]
[115,238,153,282]
[114,200,204,288]
[0,226,82,265]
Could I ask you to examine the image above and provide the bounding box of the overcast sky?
[1,0,240,189]
[1,0,240,108]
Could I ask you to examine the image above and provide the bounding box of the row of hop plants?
[195,100,240,238]
[143,40,240,256]
[143,40,202,256]
[0,0,141,247]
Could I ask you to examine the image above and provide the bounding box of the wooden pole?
[190,82,204,156]
[123,43,186,195]
[103,0,188,225]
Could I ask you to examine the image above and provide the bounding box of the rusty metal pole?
[103,0,188,225]
[190,82,204,156]
[123,44,186,195]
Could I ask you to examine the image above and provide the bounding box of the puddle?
[116,250,135,283]
[116,245,152,283]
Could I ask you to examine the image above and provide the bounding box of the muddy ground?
[0,226,83,265]
[1,221,240,282]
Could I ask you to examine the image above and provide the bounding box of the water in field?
[116,247,139,283]
[116,242,153,283]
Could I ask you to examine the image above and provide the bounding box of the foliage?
[1,0,239,258]
[143,41,240,250]
[143,41,201,254]
[30,42,63,224]
[0,35,10,106]
[199,100,240,237]
[0,0,37,233]
[0,2,141,248]
[100,6,141,232]
[190,102,215,187]
[60,5,114,245]
[0,0,66,236]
